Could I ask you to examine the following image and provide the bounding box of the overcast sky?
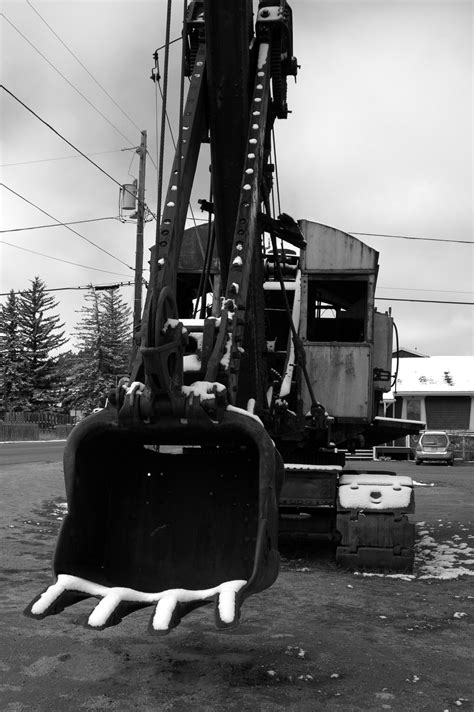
[1,0,472,357]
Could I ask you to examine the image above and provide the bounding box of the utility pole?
[133,130,147,335]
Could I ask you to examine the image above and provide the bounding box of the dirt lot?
[1,454,473,712]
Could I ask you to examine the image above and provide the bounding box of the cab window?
[306,279,367,342]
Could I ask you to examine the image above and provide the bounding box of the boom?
[26,0,300,633]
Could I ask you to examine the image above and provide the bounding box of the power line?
[0,261,469,304]
[0,148,128,167]
[378,286,473,295]
[0,240,132,277]
[150,36,185,203]
[0,11,135,146]
[0,280,135,297]
[0,216,119,234]
[146,150,157,171]
[350,231,472,245]
[26,0,142,134]
[1,183,133,269]
[0,86,157,220]
[156,0,173,226]
[1,86,126,187]
[375,297,473,305]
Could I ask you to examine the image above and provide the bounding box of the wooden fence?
[1,410,74,430]
[0,423,40,441]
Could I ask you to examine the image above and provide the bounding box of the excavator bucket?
[25,403,284,633]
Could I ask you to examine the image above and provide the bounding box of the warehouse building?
[380,353,474,460]
[384,354,474,429]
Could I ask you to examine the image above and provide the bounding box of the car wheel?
[416,460,421,466]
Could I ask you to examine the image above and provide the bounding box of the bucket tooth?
[25,585,89,620]
[214,585,242,629]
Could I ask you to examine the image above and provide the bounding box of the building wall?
[385,395,474,456]
[425,396,471,430]
[398,394,474,430]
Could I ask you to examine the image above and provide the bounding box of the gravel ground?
[1,455,473,711]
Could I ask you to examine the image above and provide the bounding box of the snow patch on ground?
[355,522,474,581]
[416,527,474,580]
[355,572,415,582]
[285,645,306,659]
[52,501,68,521]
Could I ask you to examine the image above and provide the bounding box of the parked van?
[415,430,454,466]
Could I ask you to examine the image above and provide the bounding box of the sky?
[1,0,473,357]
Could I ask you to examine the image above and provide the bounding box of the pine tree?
[18,276,68,410]
[0,290,27,410]
[63,288,108,413]
[101,288,132,378]
[56,350,82,412]
[62,287,132,414]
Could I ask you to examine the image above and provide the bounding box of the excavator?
[25,0,422,634]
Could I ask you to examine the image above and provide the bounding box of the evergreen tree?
[63,288,108,413]
[56,350,82,412]
[62,287,132,414]
[18,276,68,409]
[0,290,27,410]
[101,288,132,377]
